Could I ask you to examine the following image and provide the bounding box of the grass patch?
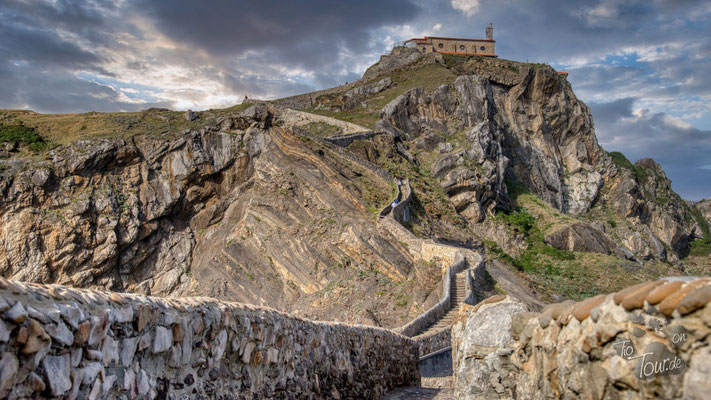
[0,103,253,146]
[0,123,50,151]
[688,239,711,257]
[608,151,658,184]
[305,63,456,129]
[485,177,670,301]
[302,121,342,137]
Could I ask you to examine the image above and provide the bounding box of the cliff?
[0,104,444,328]
[1,47,709,325]
[289,48,708,299]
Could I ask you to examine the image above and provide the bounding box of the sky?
[0,0,709,200]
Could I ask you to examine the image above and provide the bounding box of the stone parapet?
[415,328,452,358]
[0,278,419,399]
[323,131,383,147]
[452,277,711,399]
[395,253,466,338]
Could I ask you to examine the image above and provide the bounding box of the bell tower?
[486,23,493,40]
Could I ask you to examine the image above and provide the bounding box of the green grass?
[609,151,658,184]
[483,177,671,301]
[305,63,456,129]
[688,239,711,257]
[0,123,50,151]
[0,103,253,146]
[302,121,342,137]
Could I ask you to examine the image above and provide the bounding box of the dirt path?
[276,107,370,134]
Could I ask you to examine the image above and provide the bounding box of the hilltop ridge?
[0,47,709,324]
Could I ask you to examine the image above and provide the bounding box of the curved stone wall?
[395,253,466,338]
[0,278,419,399]
[391,179,412,224]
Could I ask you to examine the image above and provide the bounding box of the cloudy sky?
[1,0,709,199]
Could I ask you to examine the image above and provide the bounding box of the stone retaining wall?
[323,131,382,147]
[391,179,412,224]
[415,328,452,357]
[269,82,359,109]
[293,128,394,183]
[452,277,711,399]
[463,255,486,305]
[0,278,419,399]
[420,243,459,271]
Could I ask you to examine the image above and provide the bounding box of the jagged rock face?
[379,68,607,218]
[0,108,269,294]
[372,53,700,261]
[603,158,697,253]
[362,46,424,82]
[696,199,711,225]
[451,297,528,399]
[380,76,509,222]
[545,222,635,261]
[0,105,433,327]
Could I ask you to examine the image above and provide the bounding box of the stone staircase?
[416,271,467,337]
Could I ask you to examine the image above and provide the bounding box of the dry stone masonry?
[0,277,419,399]
[452,278,711,399]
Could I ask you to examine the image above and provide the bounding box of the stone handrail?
[416,327,453,358]
[391,179,412,224]
[0,278,419,399]
[395,252,467,338]
[268,81,360,110]
[463,254,486,305]
[379,179,412,224]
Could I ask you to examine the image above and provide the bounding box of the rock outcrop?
[694,199,711,226]
[604,157,699,254]
[451,296,528,399]
[0,104,442,328]
[360,49,702,262]
[545,222,635,260]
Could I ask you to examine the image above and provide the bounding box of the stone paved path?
[382,378,455,399]
[415,271,467,338]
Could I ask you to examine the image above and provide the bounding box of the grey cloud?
[134,0,420,66]
[590,99,711,199]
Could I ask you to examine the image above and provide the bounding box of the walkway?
[415,270,467,338]
[276,107,370,134]
[382,378,454,400]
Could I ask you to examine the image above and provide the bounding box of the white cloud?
[433,23,442,32]
[451,0,480,17]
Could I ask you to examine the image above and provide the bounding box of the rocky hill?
[0,47,709,325]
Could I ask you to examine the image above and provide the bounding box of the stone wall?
[0,278,419,399]
[420,38,495,56]
[269,82,359,110]
[452,278,711,399]
[420,243,460,271]
[395,253,467,338]
[324,131,382,148]
[416,328,452,357]
[391,179,412,225]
